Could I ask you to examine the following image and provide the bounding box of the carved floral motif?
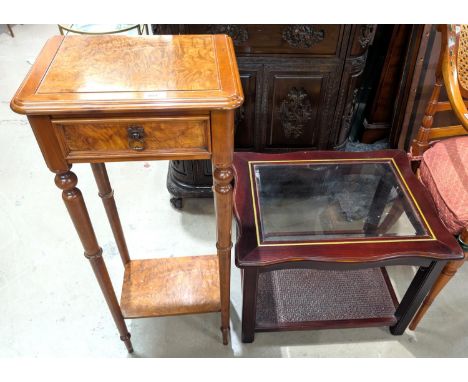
[279,87,313,139]
[282,25,325,48]
[341,88,359,133]
[359,25,375,49]
[208,25,248,45]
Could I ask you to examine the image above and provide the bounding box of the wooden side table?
[232,150,463,342]
[11,34,243,352]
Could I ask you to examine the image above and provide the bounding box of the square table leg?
[241,268,259,343]
[390,260,446,335]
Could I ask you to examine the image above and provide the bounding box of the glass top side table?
[58,24,149,35]
[233,150,463,342]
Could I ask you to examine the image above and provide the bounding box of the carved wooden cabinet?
[152,25,375,205]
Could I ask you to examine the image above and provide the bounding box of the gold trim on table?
[247,157,437,247]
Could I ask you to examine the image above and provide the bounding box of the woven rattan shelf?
[255,267,398,331]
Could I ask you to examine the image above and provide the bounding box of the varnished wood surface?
[55,168,133,352]
[211,110,235,344]
[53,116,211,161]
[11,34,243,114]
[12,34,243,349]
[233,150,464,267]
[91,163,130,266]
[38,35,220,93]
[183,25,344,56]
[120,256,221,319]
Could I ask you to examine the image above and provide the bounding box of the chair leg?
[409,258,465,330]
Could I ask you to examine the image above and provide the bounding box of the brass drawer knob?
[127,126,145,151]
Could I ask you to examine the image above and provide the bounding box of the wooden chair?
[409,24,468,330]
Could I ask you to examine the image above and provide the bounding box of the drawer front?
[184,25,344,56]
[53,116,211,161]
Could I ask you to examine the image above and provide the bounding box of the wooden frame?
[232,150,463,342]
[234,150,461,268]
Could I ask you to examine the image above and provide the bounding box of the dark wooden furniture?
[152,24,376,207]
[10,34,243,351]
[352,25,425,146]
[232,150,463,343]
[408,24,468,330]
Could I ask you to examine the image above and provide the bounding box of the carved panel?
[264,66,341,149]
[282,25,325,48]
[279,87,313,139]
[207,25,248,45]
[341,88,359,135]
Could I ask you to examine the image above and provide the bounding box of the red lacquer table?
[233,150,463,342]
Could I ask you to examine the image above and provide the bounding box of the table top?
[11,34,243,115]
[233,150,464,267]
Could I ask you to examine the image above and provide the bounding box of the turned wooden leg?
[411,73,442,157]
[55,169,133,353]
[409,258,465,330]
[390,261,445,335]
[91,163,130,265]
[211,110,234,345]
[241,268,259,343]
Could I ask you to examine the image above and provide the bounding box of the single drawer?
[185,25,343,56]
[53,116,211,161]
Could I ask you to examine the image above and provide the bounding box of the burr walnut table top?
[11,34,243,115]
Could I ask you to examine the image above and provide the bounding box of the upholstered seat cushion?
[419,136,468,235]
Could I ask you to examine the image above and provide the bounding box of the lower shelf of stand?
[120,255,221,319]
[255,267,398,332]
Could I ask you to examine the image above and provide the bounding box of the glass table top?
[58,24,144,36]
[251,160,434,244]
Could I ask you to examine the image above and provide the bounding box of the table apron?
[240,257,436,272]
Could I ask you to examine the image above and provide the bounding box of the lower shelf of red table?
[255,267,398,332]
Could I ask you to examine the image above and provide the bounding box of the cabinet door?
[235,66,262,150]
[262,63,342,150]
